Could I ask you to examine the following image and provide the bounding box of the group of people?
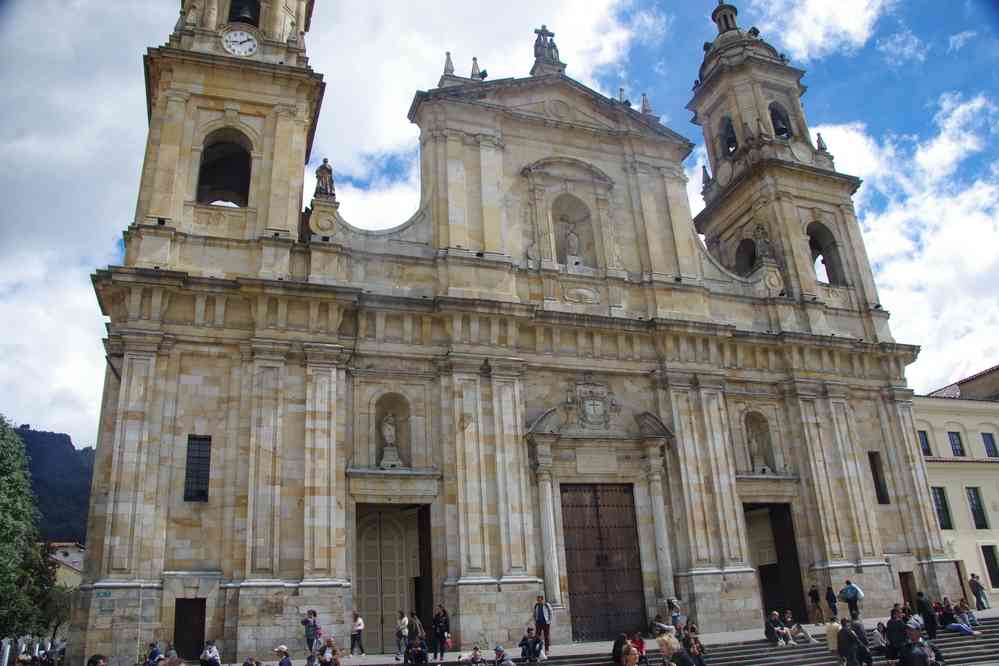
[615,600,706,666]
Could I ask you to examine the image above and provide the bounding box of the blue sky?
[1,0,998,446]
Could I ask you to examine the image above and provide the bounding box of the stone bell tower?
[128,0,324,278]
[687,1,890,342]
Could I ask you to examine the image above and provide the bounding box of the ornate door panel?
[358,512,409,654]
[560,484,646,641]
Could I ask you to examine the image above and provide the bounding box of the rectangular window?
[949,431,966,457]
[968,487,989,529]
[931,487,954,530]
[868,451,890,505]
[983,546,999,589]
[917,430,932,456]
[983,433,999,458]
[183,435,211,502]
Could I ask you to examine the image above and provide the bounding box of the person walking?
[431,605,450,663]
[808,584,824,625]
[915,592,938,640]
[885,608,907,666]
[350,611,366,656]
[303,610,321,656]
[532,595,554,654]
[395,610,410,661]
[837,618,861,666]
[826,586,839,619]
[839,580,864,617]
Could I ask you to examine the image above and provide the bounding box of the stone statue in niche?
[745,413,774,474]
[564,218,580,256]
[753,223,774,261]
[379,412,403,469]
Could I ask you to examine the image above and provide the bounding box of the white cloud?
[948,30,977,53]
[813,92,999,393]
[876,28,929,66]
[0,0,658,447]
[749,0,894,61]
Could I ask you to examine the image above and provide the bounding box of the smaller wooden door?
[899,572,917,608]
[174,599,206,659]
[357,512,409,654]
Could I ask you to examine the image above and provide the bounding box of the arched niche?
[197,127,253,207]
[227,0,261,27]
[374,393,411,468]
[806,221,846,285]
[744,411,776,474]
[551,192,597,268]
[734,237,758,276]
[768,102,793,140]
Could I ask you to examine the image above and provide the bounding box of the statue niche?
[744,411,776,474]
[552,193,596,269]
[375,393,411,469]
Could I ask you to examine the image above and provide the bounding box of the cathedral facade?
[70,1,961,663]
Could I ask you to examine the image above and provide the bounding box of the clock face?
[222,30,258,56]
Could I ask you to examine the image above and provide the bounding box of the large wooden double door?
[560,484,646,641]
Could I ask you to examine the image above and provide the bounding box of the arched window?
[807,221,846,285]
[197,128,252,207]
[769,102,793,140]
[228,0,261,27]
[734,238,758,276]
[719,116,738,157]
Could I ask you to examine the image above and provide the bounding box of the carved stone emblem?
[569,373,619,429]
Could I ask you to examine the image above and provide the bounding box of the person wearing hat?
[273,645,292,666]
[492,646,514,666]
[896,622,944,666]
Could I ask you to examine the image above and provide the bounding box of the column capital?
[303,342,350,367]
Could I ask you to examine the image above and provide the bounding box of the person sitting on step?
[764,611,792,647]
[782,609,820,645]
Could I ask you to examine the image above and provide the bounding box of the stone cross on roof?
[531,24,566,77]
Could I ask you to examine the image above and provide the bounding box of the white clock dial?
[222,30,258,56]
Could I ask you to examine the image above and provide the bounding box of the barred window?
[931,487,953,530]
[917,430,932,456]
[983,433,998,458]
[968,487,989,529]
[183,435,212,502]
[949,431,966,457]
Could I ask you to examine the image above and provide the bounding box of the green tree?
[42,583,73,643]
[0,415,43,639]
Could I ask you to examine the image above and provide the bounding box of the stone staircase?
[489,617,999,666]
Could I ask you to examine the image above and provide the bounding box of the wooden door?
[174,598,206,659]
[900,571,918,608]
[560,484,646,641]
[358,512,409,654]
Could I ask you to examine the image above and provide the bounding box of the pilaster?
[478,134,506,256]
[245,339,290,577]
[148,90,190,222]
[644,439,676,601]
[530,433,562,605]
[303,343,350,581]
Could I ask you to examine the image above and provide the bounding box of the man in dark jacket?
[518,628,543,663]
[850,612,873,666]
[764,611,790,646]
[885,608,908,662]
[808,585,823,624]
[837,617,862,666]
[915,592,939,639]
[898,623,944,665]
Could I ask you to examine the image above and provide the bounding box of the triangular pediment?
[410,75,691,147]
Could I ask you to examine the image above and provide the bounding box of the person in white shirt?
[396,610,410,660]
[351,611,366,656]
[199,641,221,666]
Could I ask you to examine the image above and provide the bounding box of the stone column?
[149,90,190,222]
[103,333,163,576]
[531,434,562,605]
[245,339,289,577]
[491,360,533,579]
[446,131,469,249]
[626,159,677,279]
[303,343,349,580]
[478,134,506,255]
[645,439,675,601]
[264,104,303,237]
